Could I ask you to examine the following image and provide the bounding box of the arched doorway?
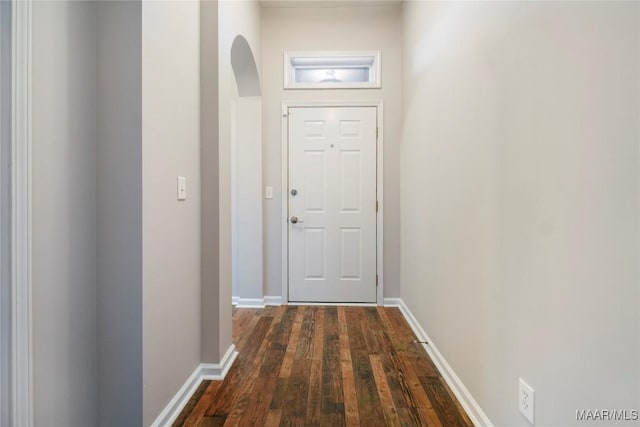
[230,35,263,303]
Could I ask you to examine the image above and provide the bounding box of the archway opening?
[229,35,263,305]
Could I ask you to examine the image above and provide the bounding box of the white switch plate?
[177,176,186,201]
[265,186,273,199]
[519,378,535,424]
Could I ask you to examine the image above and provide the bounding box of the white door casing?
[8,0,33,425]
[287,106,377,303]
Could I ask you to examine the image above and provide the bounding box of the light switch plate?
[265,186,273,199]
[177,176,186,201]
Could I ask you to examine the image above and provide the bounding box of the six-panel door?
[288,107,377,303]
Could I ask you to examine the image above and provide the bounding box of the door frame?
[280,100,384,306]
[2,1,34,425]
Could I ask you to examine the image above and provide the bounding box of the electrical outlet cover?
[519,378,535,424]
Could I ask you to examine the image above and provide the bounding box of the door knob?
[290,216,304,224]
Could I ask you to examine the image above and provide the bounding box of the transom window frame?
[283,50,381,90]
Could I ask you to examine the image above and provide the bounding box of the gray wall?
[141,1,203,423]
[201,0,223,363]
[95,2,143,426]
[261,5,403,299]
[218,0,260,351]
[32,2,98,425]
[33,1,208,425]
[401,1,640,425]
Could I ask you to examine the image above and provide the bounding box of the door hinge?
[376,274,379,287]
[376,201,379,212]
[376,127,379,139]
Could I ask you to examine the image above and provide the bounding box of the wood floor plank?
[238,308,295,425]
[205,317,273,417]
[198,415,226,427]
[386,308,425,358]
[345,308,385,426]
[338,307,360,427]
[269,377,289,411]
[173,306,472,427]
[319,412,344,426]
[172,380,211,427]
[305,307,325,425]
[295,306,318,360]
[321,307,344,415]
[263,409,282,427]
[420,376,474,427]
[278,307,304,378]
[376,307,407,352]
[397,407,423,427]
[366,309,414,412]
[281,306,318,425]
[182,381,224,427]
[280,358,312,425]
[236,376,279,426]
[370,354,401,426]
[397,351,443,427]
[230,306,286,421]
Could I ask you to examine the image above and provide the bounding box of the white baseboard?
[234,298,265,308]
[232,296,283,307]
[150,344,238,427]
[200,344,238,380]
[383,297,402,307]
[264,295,283,306]
[149,365,203,427]
[287,302,377,307]
[393,299,494,427]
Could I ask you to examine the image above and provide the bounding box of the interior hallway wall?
[261,4,403,299]
[31,1,218,424]
[201,0,223,365]
[96,1,143,425]
[32,2,98,425]
[401,1,639,425]
[142,1,203,424]
[218,0,261,345]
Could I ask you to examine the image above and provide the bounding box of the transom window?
[284,51,381,89]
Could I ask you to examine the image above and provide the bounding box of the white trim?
[281,100,384,306]
[284,50,381,90]
[200,344,238,380]
[150,345,238,427]
[382,297,402,307]
[232,298,265,308]
[264,295,283,306]
[375,102,384,306]
[149,365,203,427]
[0,1,9,424]
[393,299,494,427]
[231,296,283,307]
[11,1,32,426]
[287,302,377,307]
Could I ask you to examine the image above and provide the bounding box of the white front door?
[288,106,377,303]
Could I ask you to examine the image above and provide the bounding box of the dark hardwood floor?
[173,306,473,427]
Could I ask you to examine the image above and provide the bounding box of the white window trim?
[283,51,381,90]
[280,100,384,306]
[10,1,33,425]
